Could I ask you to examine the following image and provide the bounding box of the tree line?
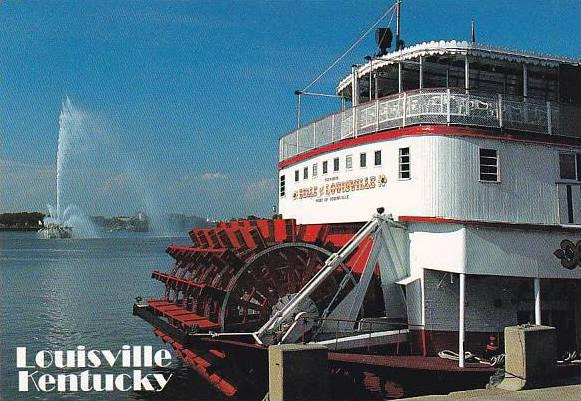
[0,212,45,230]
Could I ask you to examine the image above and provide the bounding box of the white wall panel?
[431,136,561,225]
[407,222,581,279]
[279,133,573,226]
[408,223,466,275]
[465,227,581,279]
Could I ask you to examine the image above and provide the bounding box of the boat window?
[312,163,318,177]
[333,157,339,172]
[294,170,299,182]
[479,148,499,182]
[279,175,286,197]
[374,150,382,166]
[399,147,410,179]
[360,153,367,168]
[346,155,353,170]
[559,152,577,180]
[303,167,308,180]
[322,161,328,174]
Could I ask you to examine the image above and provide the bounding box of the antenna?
[394,0,405,50]
[395,0,402,50]
[471,17,476,43]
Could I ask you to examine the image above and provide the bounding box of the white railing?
[279,88,581,161]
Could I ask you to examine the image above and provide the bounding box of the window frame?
[478,148,501,183]
[294,170,299,182]
[360,152,367,168]
[374,150,382,167]
[279,174,286,197]
[312,163,318,178]
[346,154,353,170]
[322,160,328,175]
[303,166,308,180]
[398,147,411,180]
[333,157,340,172]
[559,151,579,182]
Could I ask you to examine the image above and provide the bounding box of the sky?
[0,0,579,219]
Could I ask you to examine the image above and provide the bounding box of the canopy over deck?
[338,40,581,106]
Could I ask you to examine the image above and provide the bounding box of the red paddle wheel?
[137,218,372,397]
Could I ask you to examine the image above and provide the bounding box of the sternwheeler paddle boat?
[134,2,581,398]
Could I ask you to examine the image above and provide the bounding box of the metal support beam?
[498,94,503,128]
[395,0,401,50]
[419,56,424,89]
[534,278,541,325]
[398,62,403,93]
[257,211,385,338]
[523,64,529,122]
[459,273,466,368]
[464,55,470,93]
[369,59,373,102]
[297,93,302,129]
[547,101,552,135]
[523,63,528,98]
[351,65,359,107]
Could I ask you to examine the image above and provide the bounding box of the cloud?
[0,159,55,212]
[98,173,130,193]
[181,171,228,182]
[0,159,51,169]
[200,172,227,181]
[0,159,55,180]
[242,178,277,201]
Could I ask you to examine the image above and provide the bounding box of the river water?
[0,231,226,401]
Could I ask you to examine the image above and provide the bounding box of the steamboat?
[133,2,581,398]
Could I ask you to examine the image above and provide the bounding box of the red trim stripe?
[398,215,581,232]
[278,125,581,169]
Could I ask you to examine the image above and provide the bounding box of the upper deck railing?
[279,88,581,162]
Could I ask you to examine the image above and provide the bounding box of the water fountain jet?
[39,97,98,239]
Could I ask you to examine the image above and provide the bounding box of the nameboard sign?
[292,174,387,201]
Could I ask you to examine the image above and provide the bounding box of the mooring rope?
[301,3,397,92]
[557,350,581,364]
[437,350,505,367]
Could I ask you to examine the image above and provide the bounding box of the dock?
[329,353,495,373]
[401,384,581,401]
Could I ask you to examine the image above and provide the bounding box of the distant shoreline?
[0,227,40,232]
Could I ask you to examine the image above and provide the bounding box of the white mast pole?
[395,0,401,50]
[534,278,541,325]
[459,273,466,368]
[351,65,359,107]
[465,55,470,93]
[419,56,424,89]
[296,91,302,128]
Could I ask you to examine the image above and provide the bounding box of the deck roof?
[337,40,581,94]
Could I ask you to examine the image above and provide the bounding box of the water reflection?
[0,232,226,401]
